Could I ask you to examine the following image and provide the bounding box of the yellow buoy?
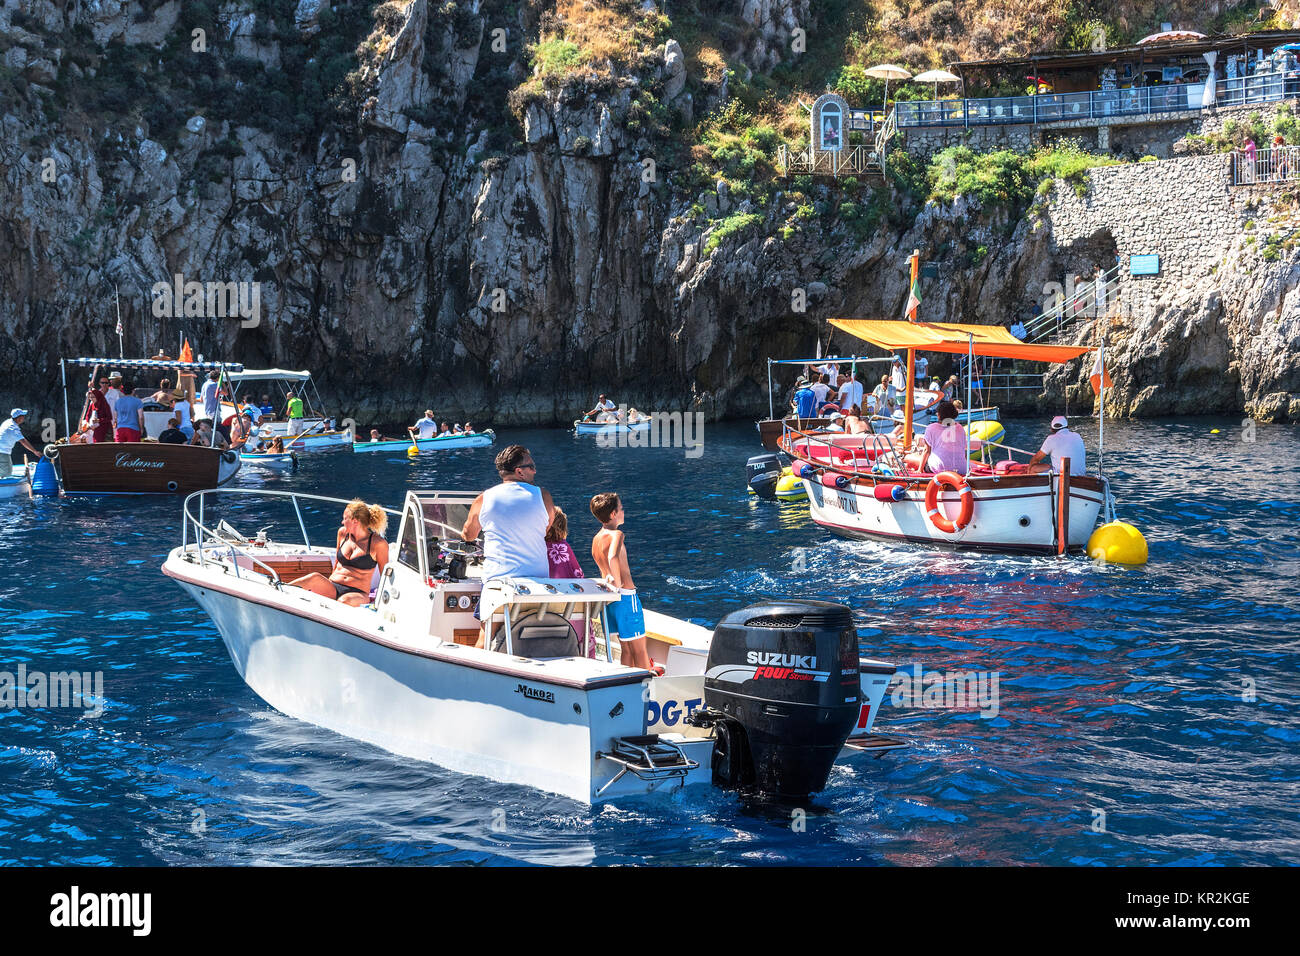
[1210,429,1221,434]
[407,445,420,457]
[1087,521,1148,566]
[966,419,1006,462]
[774,469,808,502]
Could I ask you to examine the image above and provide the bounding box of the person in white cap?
[1028,415,1087,475]
[1,409,42,462]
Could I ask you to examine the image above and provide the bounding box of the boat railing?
[780,421,914,482]
[180,487,404,586]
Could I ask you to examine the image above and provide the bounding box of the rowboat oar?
[405,428,420,457]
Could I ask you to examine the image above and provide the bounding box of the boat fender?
[31,457,59,496]
[221,450,238,464]
[872,482,906,502]
[924,472,974,533]
[1087,521,1148,566]
[819,473,850,490]
[791,460,815,480]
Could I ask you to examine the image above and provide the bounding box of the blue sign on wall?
[1130,254,1160,276]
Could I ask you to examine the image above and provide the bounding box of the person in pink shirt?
[545,509,593,656]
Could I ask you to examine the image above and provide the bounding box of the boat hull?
[353,432,495,452]
[1,465,29,498]
[804,472,1106,554]
[163,556,707,803]
[574,420,651,435]
[53,442,241,494]
[239,452,297,472]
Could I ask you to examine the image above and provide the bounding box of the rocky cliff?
[1,0,1298,428]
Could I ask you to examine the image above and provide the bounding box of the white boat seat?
[490,609,580,658]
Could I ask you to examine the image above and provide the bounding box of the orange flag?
[1090,350,1112,395]
[179,338,194,363]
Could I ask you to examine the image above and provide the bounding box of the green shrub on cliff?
[703,211,763,256]
[926,142,1115,208]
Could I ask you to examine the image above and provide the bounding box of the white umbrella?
[913,68,961,99]
[1138,30,1206,45]
[865,63,913,105]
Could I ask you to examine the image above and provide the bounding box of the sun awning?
[63,357,242,372]
[224,368,313,382]
[829,319,1093,363]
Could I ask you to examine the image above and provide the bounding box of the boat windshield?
[397,491,479,574]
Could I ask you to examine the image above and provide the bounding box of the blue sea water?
[1,416,1298,866]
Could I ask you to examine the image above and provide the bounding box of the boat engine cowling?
[746,453,784,499]
[701,600,861,799]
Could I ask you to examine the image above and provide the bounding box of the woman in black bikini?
[290,499,389,607]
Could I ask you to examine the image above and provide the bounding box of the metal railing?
[180,487,403,585]
[891,70,1299,129]
[1022,262,1123,344]
[778,144,881,177]
[1231,145,1300,185]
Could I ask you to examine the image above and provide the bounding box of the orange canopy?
[829,319,1093,364]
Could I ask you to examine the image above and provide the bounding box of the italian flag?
[905,276,922,319]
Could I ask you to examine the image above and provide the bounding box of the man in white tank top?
[461,445,556,646]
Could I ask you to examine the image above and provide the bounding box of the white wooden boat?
[239,451,298,472]
[353,430,495,453]
[220,368,353,450]
[781,317,1112,555]
[163,488,906,804]
[1,464,30,498]
[574,417,652,435]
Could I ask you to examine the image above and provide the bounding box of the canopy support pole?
[767,359,774,421]
[61,359,69,439]
[1098,340,1106,478]
[902,250,920,451]
[966,334,973,462]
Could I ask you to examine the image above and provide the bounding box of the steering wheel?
[443,539,483,560]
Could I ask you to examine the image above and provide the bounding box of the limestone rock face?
[0,1,1298,428]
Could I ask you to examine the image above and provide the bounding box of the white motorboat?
[163,488,905,804]
[782,318,1111,555]
[353,430,495,453]
[221,368,353,450]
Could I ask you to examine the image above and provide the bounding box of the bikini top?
[336,531,379,571]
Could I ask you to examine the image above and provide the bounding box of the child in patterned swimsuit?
[545,508,593,656]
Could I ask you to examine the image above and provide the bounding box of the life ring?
[924,471,974,533]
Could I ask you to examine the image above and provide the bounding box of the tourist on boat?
[837,371,864,412]
[889,355,907,394]
[410,410,438,440]
[158,417,188,445]
[590,493,654,673]
[905,401,970,476]
[1027,415,1087,475]
[229,413,256,450]
[942,375,959,401]
[823,411,846,432]
[368,429,386,443]
[190,419,228,450]
[810,372,833,409]
[112,382,145,442]
[104,373,125,417]
[464,422,475,434]
[150,379,174,404]
[84,380,113,444]
[284,390,307,436]
[290,500,390,607]
[259,394,275,417]
[871,375,889,410]
[545,509,593,657]
[915,354,929,385]
[461,445,556,647]
[453,423,465,434]
[792,377,817,418]
[1,409,41,462]
[844,405,871,435]
[269,437,285,453]
[200,371,221,422]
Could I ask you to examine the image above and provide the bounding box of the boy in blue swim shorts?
[589,492,655,672]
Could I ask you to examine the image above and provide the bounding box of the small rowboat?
[573,418,652,435]
[0,464,31,499]
[353,430,495,453]
[240,451,298,472]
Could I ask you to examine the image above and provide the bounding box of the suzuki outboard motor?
[746,453,784,500]
[701,600,861,798]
